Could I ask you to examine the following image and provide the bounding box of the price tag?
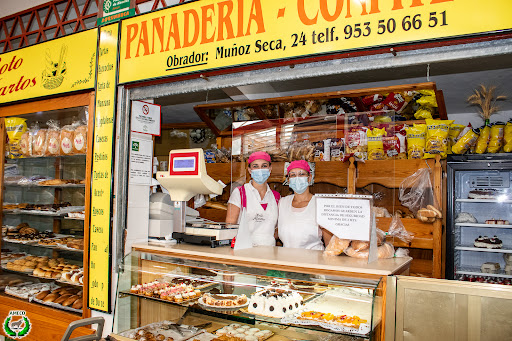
[88,23,119,313]
[316,194,372,241]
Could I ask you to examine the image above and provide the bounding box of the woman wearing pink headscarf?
[277,160,332,250]
[227,151,280,249]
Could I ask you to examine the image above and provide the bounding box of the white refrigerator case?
[447,154,512,284]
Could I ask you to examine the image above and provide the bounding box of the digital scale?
[156,148,238,247]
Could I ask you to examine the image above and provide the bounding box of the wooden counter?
[132,243,411,280]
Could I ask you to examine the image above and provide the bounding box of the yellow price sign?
[118,0,512,84]
[88,23,119,313]
[0,29,97,104]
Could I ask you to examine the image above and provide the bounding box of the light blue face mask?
[251,169,271,184]
[289,176,309,194]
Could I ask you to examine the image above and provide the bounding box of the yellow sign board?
[88,23,119,313]
[0,29,97,104]
[118,0,512,84]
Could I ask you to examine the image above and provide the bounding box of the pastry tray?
[119,321,214,341]
[197,294,249,311]
[31,297,82,313]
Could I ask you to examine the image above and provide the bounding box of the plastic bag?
[323,236,351,256]
[451,128,479,155]
[504,120,512,153]
[475,124,491,154]
[399,168,441,221]
[405,124,426,159]
[424,119,454,159]
[387,214,414,243]
[46,120,60,156]
[5,117,27,159]
[488,122,505,153]
[344,242,395,259]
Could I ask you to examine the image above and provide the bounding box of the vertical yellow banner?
[88,23,119,312]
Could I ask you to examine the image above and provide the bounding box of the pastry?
[33,129,47,156]
[481,262,500,274]
[468,189,502,199]
[46,128,60,156]
[72,125,87,154]
[474,235,502,249]
[60,125,74,155]
[485,219,510,225]
[455,212,478,223]
[202,293,247,307]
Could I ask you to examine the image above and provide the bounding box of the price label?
[88,23,119,313]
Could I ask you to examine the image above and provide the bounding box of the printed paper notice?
[316,197,371,241]
[129,138,152,185]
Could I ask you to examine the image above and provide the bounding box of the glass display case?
[0,105,89,315]
[113,250,384,341]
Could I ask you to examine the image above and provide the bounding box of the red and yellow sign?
[118,0,512,84]
[0,29,98,104]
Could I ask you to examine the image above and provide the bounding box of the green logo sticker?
[103,0,112,12]
[3,311,31,339]
[132,141,139,151]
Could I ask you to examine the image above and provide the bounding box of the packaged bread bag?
[405,124,426,159]
[20,129,32,157]
[46,120,61,156]
[367,127,386,160]
[424,119,454,159]
[474,124,491,154]
[5,117,27,159]
[60,124,74,155]
[487,122,505,153]
[33,124,48,157]
[73,123,87,154]
[504,120,512,153]
[447,124,465,154]
[451,128,480,154]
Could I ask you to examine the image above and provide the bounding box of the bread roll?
[427,205,442,218]
[345,243,395,259]
[33,129,47,156]
[55,294,72,305]
[351,240,370,251]
[323,236,351,256]
[73,125,87,154]
[43,293,59,302]
[60,126,74,155]
[35,290,50,300]
[71,298,83,310]
[62,295,79,307]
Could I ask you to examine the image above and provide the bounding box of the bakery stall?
[0,29,97,340]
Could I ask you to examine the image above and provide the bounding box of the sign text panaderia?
[118,0,512,84]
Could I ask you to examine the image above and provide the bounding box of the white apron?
[234,184,278,250]
[278,195,324,250]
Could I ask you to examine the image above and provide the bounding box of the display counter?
[110,243,411,341]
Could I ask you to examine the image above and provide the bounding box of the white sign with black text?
[129,137,153,185]
[131,100,161,136]
[316,194,372,241]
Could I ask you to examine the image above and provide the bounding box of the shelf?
[5,184,85,189]
[7,154,86,161]
[4,210,75,217]
[455,245,512,254]
[2,240,83,253]
[456,267,512,279]
[456,199,512,203]
[455,223,512,229]
[64,217,85,221]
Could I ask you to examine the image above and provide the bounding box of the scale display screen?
[173,157,196,172]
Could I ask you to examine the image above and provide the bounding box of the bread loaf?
[71,298,83,310]
[46,129,60,156]
[35,290,50,300]
[323,236,351,256]
[350,240,370,251]
[345,242,395,259]
[62,295,79,307]
[72,125,87,154]
[43,293,59,302]
[54,294,72,305]
[60,126,74,155]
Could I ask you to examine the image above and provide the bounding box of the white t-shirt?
[278,194,324,250]
[228,181,275,210]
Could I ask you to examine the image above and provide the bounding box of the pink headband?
[287,160,310,174]
[247,151,271,165]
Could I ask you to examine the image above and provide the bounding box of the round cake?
[248,288,303,318]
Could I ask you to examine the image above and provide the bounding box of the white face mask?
[289,176,309,194]
[251,169,270,184]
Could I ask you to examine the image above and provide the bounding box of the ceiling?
[154,48,512,126]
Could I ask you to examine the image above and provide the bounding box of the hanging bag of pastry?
[405,124,427,159]
[487,122,505,153]
[424,119,454,159]
[72,120,87,154]
[367,127,386,160]
[60,124,75,155]
[46,120,61,156]
[399,167,442,222]
[451,128,479,154]
[5,117,27,159]
[504,120,512,153]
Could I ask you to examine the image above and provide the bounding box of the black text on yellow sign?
[88,23,119,313]
[118,0,512,84]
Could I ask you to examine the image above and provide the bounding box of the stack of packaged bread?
[19,119,87,157]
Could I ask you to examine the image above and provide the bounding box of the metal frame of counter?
[131,243,412,280]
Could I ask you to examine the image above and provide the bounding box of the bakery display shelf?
[2,240,84,253]
[455,223,512,229]
[455,199,512,204]
[456,267,512,279]
[56,279,83,287]
[455,245,512,253]
[10,154,86,161]
[4,183,85,188]
[64,216,85,221]
[31,296,82,314]
[4,210,74,217]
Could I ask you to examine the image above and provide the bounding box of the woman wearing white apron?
[226,151,280,249]
[278,160,332,250]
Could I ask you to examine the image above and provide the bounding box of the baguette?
[71,298,83,310]
[54,294,72,305]
[35,290,50,300]
[43,293,59,303]
[62,295,79,307]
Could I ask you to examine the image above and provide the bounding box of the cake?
[248,288,303,318]
[474,236,502,249]
[201,293,247,307]
[485,219,510,225]
[468,189,506,199]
